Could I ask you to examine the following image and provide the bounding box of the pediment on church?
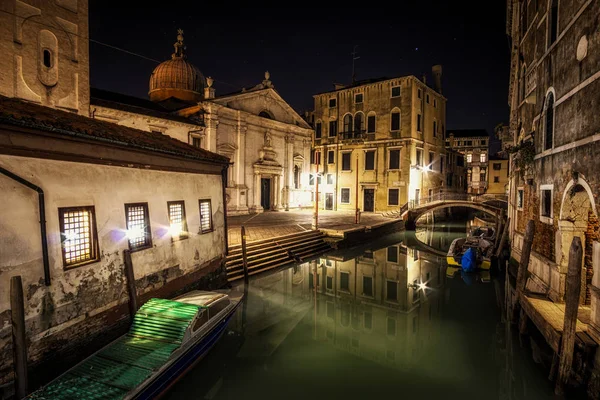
[211,88,311,129]
[217,142,238,155]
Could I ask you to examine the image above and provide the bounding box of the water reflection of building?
[305,244,445,369]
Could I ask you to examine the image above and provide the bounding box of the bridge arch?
[404,201,501,230]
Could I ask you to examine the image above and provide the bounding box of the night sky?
[90,1,510,153]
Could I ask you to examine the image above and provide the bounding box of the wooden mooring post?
[241,225,249,283]
[10,276,28,399]
[123,249,138,320]
[555,237,583,396]
[512,220,535,323]
[494,209,505,250]
[495,217,511,259]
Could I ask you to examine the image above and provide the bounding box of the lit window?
[309,174,315,186]
[340,188,350,203]
[167,201,188,239]
[466,153,473,163]
[391,86,401,98]
[517,189,524,210]
[59,206,99,267]
[125,203,152,251]
[389,149,400,170]
[388,188,399,206]
[199,199,213,233]
[365,150,375,171]
[327,174,333,184]
[480,153,487,162]
[355,93,363,103]
[328,150,335,164]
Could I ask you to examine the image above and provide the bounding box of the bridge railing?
[401,191,504,214]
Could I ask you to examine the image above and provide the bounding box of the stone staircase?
[226,230,332,281]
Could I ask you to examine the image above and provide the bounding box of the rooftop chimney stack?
[432,65,443,94]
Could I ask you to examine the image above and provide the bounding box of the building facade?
[506,0,600,352]
[311,70,447,213]
[444,147,467,193]
[90,33,313,216]
[487,155,509,195]
[445,129,490,194]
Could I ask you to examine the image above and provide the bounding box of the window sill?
[199,229,214,235]
[387,168,400,172]
[339,289,351,294]
[129,244,153,253]
[539,215,553,225]
[171,235,189,243]
[64,257,101,270]
[341,170,353,173]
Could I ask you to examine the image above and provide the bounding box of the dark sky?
[90,1,510,152]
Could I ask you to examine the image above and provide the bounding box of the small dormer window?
[355,93,363,104]
[43,49,52,68]
[259,111,272,119]
[329,98,337,108]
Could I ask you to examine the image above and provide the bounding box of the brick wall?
[585,210,599,305]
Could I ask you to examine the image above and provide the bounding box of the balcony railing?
[340,129,367,141]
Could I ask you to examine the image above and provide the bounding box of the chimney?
[422,73,427,85]
[432,65,443,94]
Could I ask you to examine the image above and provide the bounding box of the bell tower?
[0,0,90,115]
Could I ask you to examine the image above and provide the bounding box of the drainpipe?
[222,165,229,256]
[0,166,50,286]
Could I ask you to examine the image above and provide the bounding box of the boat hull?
[134,306,238,399]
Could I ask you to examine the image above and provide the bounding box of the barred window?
[199,199,213,233]
[125,203,152,251]
[167,200,188,239]
[59,206,99,268]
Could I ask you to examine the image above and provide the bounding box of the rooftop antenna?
[351,45,360,85]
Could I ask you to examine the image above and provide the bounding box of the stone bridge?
[401,193,505,230]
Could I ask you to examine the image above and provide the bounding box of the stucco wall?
[0,155,225,382]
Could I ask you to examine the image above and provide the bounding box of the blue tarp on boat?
[461,247,477,272]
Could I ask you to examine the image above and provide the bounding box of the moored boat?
[26,290,243,400]
[446,236,494,271]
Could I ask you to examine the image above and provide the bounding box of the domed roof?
[149,29,204,104]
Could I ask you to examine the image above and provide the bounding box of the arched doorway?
[559,178,598,305]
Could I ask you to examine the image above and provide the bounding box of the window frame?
[198,198,214,234]
[329,98,337,108]
[517,187,524,211]
[328,120,337,137]
[125,202,153,252]
[315,121,322,139]
[416,148,423,167]
[387,246,399,263]
[417,113,422,132]
[362,275,374,297]
[544,89,555,151]
[340,271,350,292]
[341,152,352,171]
[388,148,401,170]
[390,110,401,132]
[391,85,401,98]
[364,150,375,171]
[326,174,334,185]
[367,113,376,133]
[327,150,335,164]
[354,93,363,104]
[59,205,100,269]
[386,280,398,303]
[340,188,351,204]
[493,176,500,183]
[388,188,400,206]
[167,200,189,240]
[539,184,553,224]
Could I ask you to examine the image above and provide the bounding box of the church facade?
[90,31,314,215]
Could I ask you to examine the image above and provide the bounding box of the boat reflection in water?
[166,228,556,400]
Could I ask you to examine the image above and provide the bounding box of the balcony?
[340,129,367,142]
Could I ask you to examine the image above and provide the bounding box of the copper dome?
[148,29,204,104]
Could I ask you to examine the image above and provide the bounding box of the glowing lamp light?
[64,231,80,242]
[423,165,431,172]
[126,226,144,239]
[418,282,427,291]
[168,223,183,237]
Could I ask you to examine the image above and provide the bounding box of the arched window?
[43,49,52,68]
[391,108,401,132]
[520,66,527,102]
[433,120,437,137]
[259,110,272,119]
[354,112,365,134]
[343,114,353,135]
[544,91,555,150]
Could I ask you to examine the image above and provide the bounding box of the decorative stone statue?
[264,131,272,148]
[206,76,214,88]
[172,28,186,59]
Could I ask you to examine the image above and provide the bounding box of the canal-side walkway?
[227,210,399,246]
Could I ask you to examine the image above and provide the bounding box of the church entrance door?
[261,178,271,210]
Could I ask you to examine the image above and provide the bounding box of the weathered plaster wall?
[0,155,225,383]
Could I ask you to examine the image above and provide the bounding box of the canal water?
[166,221,559,400]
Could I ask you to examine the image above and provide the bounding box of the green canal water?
[166,222,559,400]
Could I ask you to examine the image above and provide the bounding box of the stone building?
[487,154,509,195]
[0,96,229,386]
[0,0,232,389]
[0,0,90,115]
[91,31,313,215]
[311,70,447,212]
[506,0,600,374]
[444,147,467,193]
[445,129,490,194]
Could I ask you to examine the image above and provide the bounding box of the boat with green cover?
[26,290,243,400]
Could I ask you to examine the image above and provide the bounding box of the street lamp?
[312,172,322,230]
[412,164,431,205]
